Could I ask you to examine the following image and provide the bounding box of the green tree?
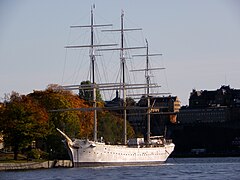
[79,80,103,104]
[126,97,136,106]
[0,92,49,160]
[98,111,135,144]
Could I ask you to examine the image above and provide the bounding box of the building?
[172,85,240,156]
[189,85,240,108]
[178,85,240,124]
[105,93,180,138]
[129,96,180,137]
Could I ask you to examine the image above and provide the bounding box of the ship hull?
[73,161,165,167]
[67,139,175,167]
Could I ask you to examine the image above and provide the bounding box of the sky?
[0,0,240,105]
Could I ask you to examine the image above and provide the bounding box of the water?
[1,157,240,180]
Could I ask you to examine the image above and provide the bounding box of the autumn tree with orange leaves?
[0,84,136,160]
[27,85,95,158]
[0,92,49,160]
[29,84,94,139]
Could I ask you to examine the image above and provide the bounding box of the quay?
[0,160,72,171]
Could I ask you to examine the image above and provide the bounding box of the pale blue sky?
[0,0,240,105]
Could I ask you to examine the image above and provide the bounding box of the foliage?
[79,80,103,105]
[0,84,136,160]
[0,92,49,160]
[28,85,95,157]
[126,97,136,106]
[29,84,94,139]
[98,111,135,144]
[26,149,48,160]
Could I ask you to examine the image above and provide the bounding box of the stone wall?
[0,161,55,171]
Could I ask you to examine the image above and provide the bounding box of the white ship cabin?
[127,136,165,148]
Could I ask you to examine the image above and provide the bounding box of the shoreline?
[1,156,240,171]
[0,160,72,171]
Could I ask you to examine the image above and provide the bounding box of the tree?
[27,85,95,158]
[29,85,94,139]
[98,111,135,144]
[126,97,136,107]
[0,85,136,160]
[0,92,49,160]
[79,80,103,105]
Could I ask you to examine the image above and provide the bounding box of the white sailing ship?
[56,6,175,167]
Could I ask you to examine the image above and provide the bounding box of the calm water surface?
[1,157,240,180]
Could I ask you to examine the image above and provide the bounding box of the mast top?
[121,10,124,17]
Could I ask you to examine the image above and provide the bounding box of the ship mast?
[132,39,163,143]
[101,11,144,144]
[90,7,97,142]
[145,40,151,144]
[103,11,139,144]
[120,12,127,145]
[65,5,116,142]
